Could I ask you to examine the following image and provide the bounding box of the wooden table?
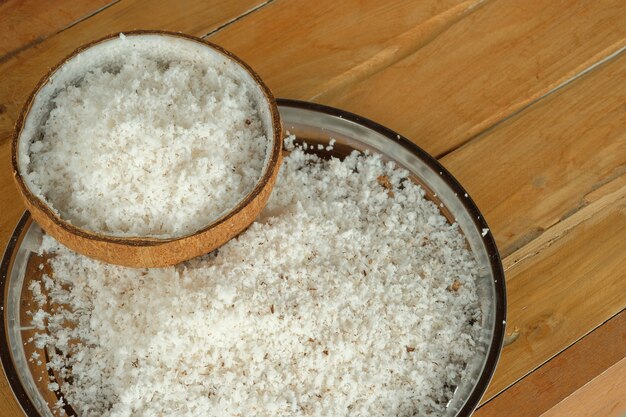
[1,1,624,416]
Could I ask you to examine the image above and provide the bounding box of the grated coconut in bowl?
[30,136,482,417]
[19,36,270,238]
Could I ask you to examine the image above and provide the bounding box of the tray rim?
[0,98,506,417]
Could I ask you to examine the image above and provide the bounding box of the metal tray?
[1,99,506,417]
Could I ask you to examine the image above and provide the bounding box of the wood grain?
[0,0,269,140]
[210,0,482,101]
[319,0,626,157]
[474,311,626,417]
[541,357,626,417]
[0,0,114,60]
[482,177,626,401]
[503,175,626,273]
[441,52,626,258]
[439,53,626,401]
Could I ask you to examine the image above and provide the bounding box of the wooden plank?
[482,179,626,401]
[474,311,626,417]
[0,0,269,140]
[210,0,483,101]
[503,175,626,272]
[0,0,471,139]
[4,0,624,157]
[541,357,626,417]
[438,53,626,400]
[314,0,626,157]
[0,0,115,60]
[0,374,21,417]
[441,52,626,258]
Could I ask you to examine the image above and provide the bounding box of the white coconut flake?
[24,54,268,238]
[30,137,481,417]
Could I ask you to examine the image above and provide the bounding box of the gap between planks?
[440,47,626,260]
[477,174,626,405]
[437,43,626,159]
[0,0,274,147]
[475,310,626,416]
[0,0,275,65]
[309,0,626,158]
[540,356,626,417]
[503,174,626,272]
[201,0,275,38]
[0,0,120,64]
[57,1,122,33]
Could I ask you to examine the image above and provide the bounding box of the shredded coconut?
[31,137,481,417]
[24,54,268,238]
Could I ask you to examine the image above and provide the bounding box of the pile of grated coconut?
[24,54,267,238]
[30,137,482,417]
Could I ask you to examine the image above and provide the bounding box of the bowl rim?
[11,30,283,246]
[278,98,507,416]
[1,99,506,417]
